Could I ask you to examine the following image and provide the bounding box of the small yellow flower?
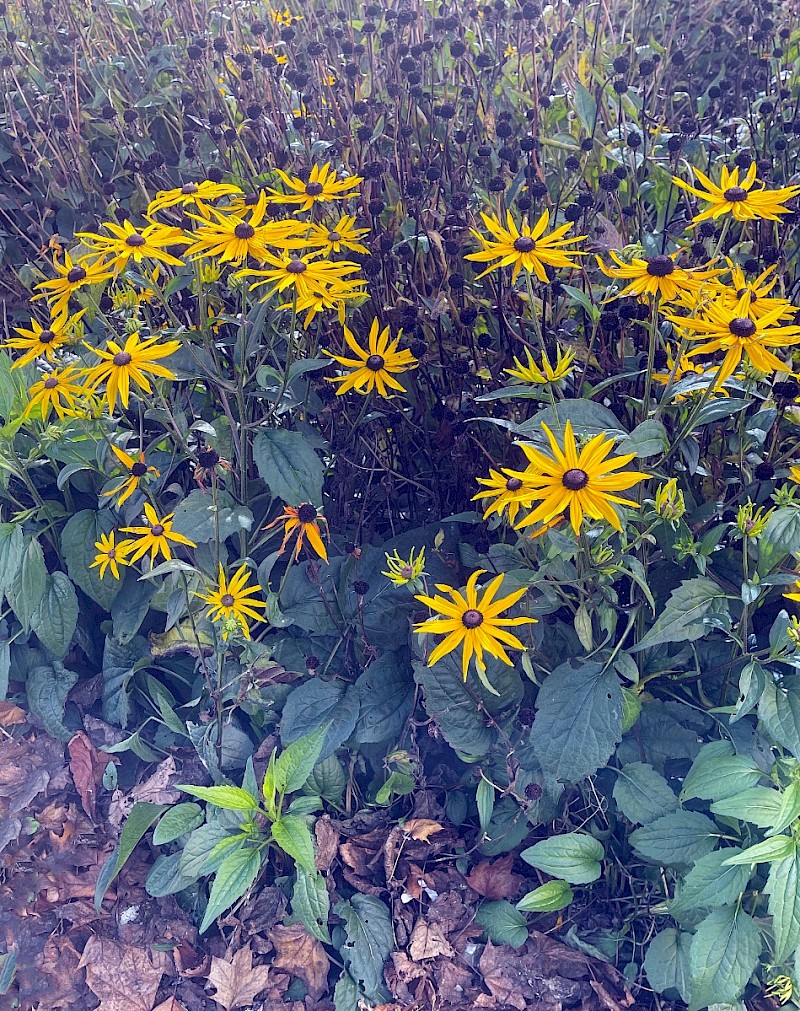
[146,180,244,219]
[121,503,196,564]
[472,469,536,524]
[302,215,371,256]
[465,209,584,283]
[75,219,187,273]
[265,503,329,563]
[672,161,800,224]
[82,331,181,413]
[90,531,133,580]
[598,250,719,302]
[101,444,160,507]
[324,318,418,397]
[32,249,114,316]
[764,974,794,1005]
[382,547,427,591]
[789,465,800,485]
[198,563,267,640]
[505,345,576,385]
[736,500,772,538]
[22,365,87,421]
[654,479,686,523]
[236,253,363,304]
[267,162,363,212]
[2,309,85,368]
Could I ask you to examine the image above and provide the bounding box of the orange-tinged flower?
[265,503,329,562]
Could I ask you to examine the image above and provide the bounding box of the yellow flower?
[22,365,87,421]
[650,344,726,398]
[101,444,160,507]
[382,547,427,590]
[90,531,133,580]
[665,292,800,388]
[465,209,584,283]
[718,261,797,321]
[270,6,302,25]
[264,503,329,562]
[121,502,196,564]
[146,180,244,219]
[290,280,368,328]
[654,478,686,523]
[789,464,800,484]
[32,249,114,316]
[598,250,718,302]
[198,563,267,640]
[505,345,576,384]
[736,500,772,539]
[83,332,181,413]
[302,215,371,256]
[414,569,536,682]
[75,219,187,273]
[764,975,794,1005]
[267,162,363,212]
[182,193,294,263]
[472,468,536,524]
[672,161,800,223]
[2,308,85,368]
[236,253,363,304]
[324,318,418,397]
[511,421,650,535]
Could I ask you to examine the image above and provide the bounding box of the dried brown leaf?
[402,818,444,842]
[79,936,167,1011]
[269,923,329,998]
[67,731,114,820]
[207,945,271,1010]
[0,701,26,726]
[408,919,455,961]
[466,853,523,901]
[152,999,190,1011]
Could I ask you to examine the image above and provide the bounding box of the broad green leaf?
[199,846,262,933]
[613,763,678,825]
[711,787,784,828]
[681,755,762,803]
[516,880,574,913]
[274,723,330,795]
[152,803,205,845]
[759,507,800,574]
[271,814,316,873]
[95,802,169,911]
[170,488,253,544]
[476,778,495,834]
[111,569,154,643]
[643,929,692,1002]
[629,811,718,867]
[305,754,347,804]
[334,972,361,1011]
[759,677,800,755]
[722,835,795,865]
[62,510,120,609]
[292,865,331,943]
[354,653,415,744]
[102,634,148,729]
[177,785,258,811]
[766,781,800,836]
[26,661,78,741]
[521,832,604,884]
[0,523,24,602]
[688,906,761,1011]
[766,848,800,962]
[630,578,730,652]
[616,419,669,458]
[179,821,236,880]
[475,900,528,948]
[8,537,47,632]
[280,679,359,761]
[731,661,766,723]
[668,850,751,919]
[573,81,597,134]
[335,895,393,1002]
[530,660,622,786]
[146,851,198,897]
[253,428,325,507]
[31,572,78,659]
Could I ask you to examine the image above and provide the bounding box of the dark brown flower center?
[729,317,757,338]
[38,329,55,344]
[723,186,748,202]
[327,230,342,242]
[297,503,318,523]
[244,192,260,205]
[67,266,87,283]
[107,548,117,559]
[131,462,148,476]
[181,182,199,194]
[462,608,484,628]
[286,258,307,273]
[43,376,59,389]
[513,236,536,253]
[113,351,133,367]
[125,233,146,247]
[736,287,756,301]
[150,524,164,536]
[198,448,220,468]
[366,354,385,371]
[562,467,589,490]
[506,477,523,491]
[234,222,255,239]
[305,181,324,196]
[646,255,675,277]
[221,593,235,606]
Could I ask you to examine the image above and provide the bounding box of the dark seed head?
[646,254,675,277]
[131,462,148,477]
[286,259,307,273]
[125,233,146,246]
[113,351,132,367]
[353,579,370,595]
[150,524,164,536]
[221,593,235,606]
[506,477,523,491]
[366,354,385,371]
[234,222,255,239]
[513,235,536,253]
[462,608,484,628]
[305,181,324,196]
[723,186,748,202]
[327,231,342,242]
[562,467,589,490]
[43,376,59,389]
[181,182,199,194]
[38,329,55,344]
[198,448,220,468]
[729,317,757,338]
[67,266,87,283]
[297,503,318,524]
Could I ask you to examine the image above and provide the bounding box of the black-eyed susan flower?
[291,280,368,327]
[303,215,371,256]
[465,209,584,283]
[717,261,797,321]
[414,569,536,682]
[267,162,363,211]
[32,250,114,316]
[22,365,87,421]
[182,192,295,263]
[197,563,267,639]
[90,531,132,580]
[75,219,187,273]
[82,332,181,413]
[236,253,363,304]
[472,468,536,524]
[665,292,800,387]
[120,503,196,564]
[101,444,160,507]
[505,345,576,385]
[2,308,85,368]
[264,502,329,562]
[672,161,800,223]
[598,251,718,302]
[146,180,243,219]
[511,421,650,535]
[650,345,725,398]
[382,547,427,591]
[324,318,418,397]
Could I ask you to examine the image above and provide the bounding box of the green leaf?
[26,661,78,741]
[722,835,795,865]
[253,428,325,507]
[630,578,730,652]
[335,894,394,1002]
[766,847,800,962]
[292,865,331,943]
[170,489,253,544]
[688,906,761,1011]
[200,846,262,933]
[111,569,154,643]
[766,781,800,836]
[711,787,784,828]
[272,814,316,873]
[305,754,347,804]
[613,763,678,825]
[681,755,762,803]
[475,900,528,948]
[152,803,205,845]
[669,850,752,919]
[629,811,718,867]
[102,634,148,729]
[476,777,495,834]
[530,660,622,786]
[0,523,24,602]
[731,661,766,723]
[573,81,597,134]
[516,880,574,913]
[354,653,415,744]
[30,572,78,659]
[643,929,692,1002]
[8,537,47,632]
[95,802,169,911]
[520,832,604,885]
[280,679,359,761]
[0,950,17,995]
[146,851,198,897]
[62,510,121,609]
[334,972,360,1011]
[274,723,330,795]
[759,507,800,574]
[759,677,800,755]
[177,785,258,811]
[179,821,236,880]
[616,419,669,458]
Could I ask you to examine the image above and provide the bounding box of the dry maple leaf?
[408,919,455,961]
[68,731,115,820]
[269,923,329,998]
[78,936,167,1011]
[152,999,190,1011]
[466,853,523,901]
[207,945,271,1010]
[402,819,444,842]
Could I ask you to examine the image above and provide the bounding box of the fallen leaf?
[152,999,190,1011]
[403,818,444,842]
[68,731,114,820]
[466,853,523,901]
[130,756,181,805]
[314,814,340,872]
[207,945,271,1010]
[269,923,329,998]
[79,936,167,1011]
[408,919,455,961]
[0,701,26,726]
